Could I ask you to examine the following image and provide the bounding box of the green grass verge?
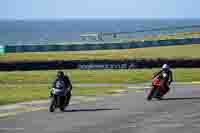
[1,44,200,62]
[0,69,200,105]
[0,84,123,105]
[0,69,199,84]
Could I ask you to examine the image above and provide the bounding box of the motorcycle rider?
[51,71,72,106]
[153,64,173,95]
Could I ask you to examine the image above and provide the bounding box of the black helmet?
[57,71,64,78]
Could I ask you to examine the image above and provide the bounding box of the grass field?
[1,44,200,62]
[0,69,200,105]
[130,32,200,42]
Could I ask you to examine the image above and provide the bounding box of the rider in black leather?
[52,71,72,105]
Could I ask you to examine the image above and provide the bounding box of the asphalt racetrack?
[1,84,200,133]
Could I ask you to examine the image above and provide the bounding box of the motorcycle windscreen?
[52,88,66,96]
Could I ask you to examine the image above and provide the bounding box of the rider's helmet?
[57,71,64,78]
[162,64,170,72]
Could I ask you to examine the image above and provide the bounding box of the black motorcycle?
[49,88,70,112]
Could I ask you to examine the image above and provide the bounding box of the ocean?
[0,19,200,45]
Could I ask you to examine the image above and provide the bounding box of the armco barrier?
[0,59,200,71]
[0,61,77,71]
[4,38,200,53]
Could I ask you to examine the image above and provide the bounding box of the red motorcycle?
[147,76,167,101]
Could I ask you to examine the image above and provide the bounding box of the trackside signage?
[78,63,137,69]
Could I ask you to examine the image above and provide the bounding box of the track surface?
[1,84,200,133]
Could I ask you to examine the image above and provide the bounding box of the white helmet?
[162,64,169,70]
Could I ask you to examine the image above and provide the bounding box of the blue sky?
[0,0,199,19]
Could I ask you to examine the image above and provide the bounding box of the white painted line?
[0,105,21,110]
[175,82,200,85]
[0,96,100,117]
[0,101,82,118]
[72,96,88,100]
[132,112,146,115]
[0,112,18,118]
[126,125,138,128]
[192,81,200,84]
[127,86,151,89]
[17,101,81,112]
[0,128,24,131]
[153,123,185,128]
[111,89,128,93]
[69,101,81,105]
[135,90,145,93]
[110,94,125,96]
[80,97,97,102]
[183,113,200,118]
[18,100,49,106]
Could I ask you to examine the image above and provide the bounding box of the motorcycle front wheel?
[147,88,155,101]
[60,107,65,112]
[49,97,56,112]
[147,87,161,101]
[59,96,67,112]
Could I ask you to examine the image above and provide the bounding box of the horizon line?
[1,17,200,21]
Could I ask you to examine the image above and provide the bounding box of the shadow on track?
[163,97,200,101]
[64,108,120,112]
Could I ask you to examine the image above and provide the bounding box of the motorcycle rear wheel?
[147,87,162,101]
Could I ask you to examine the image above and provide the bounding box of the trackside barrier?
[0,59,200,71]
